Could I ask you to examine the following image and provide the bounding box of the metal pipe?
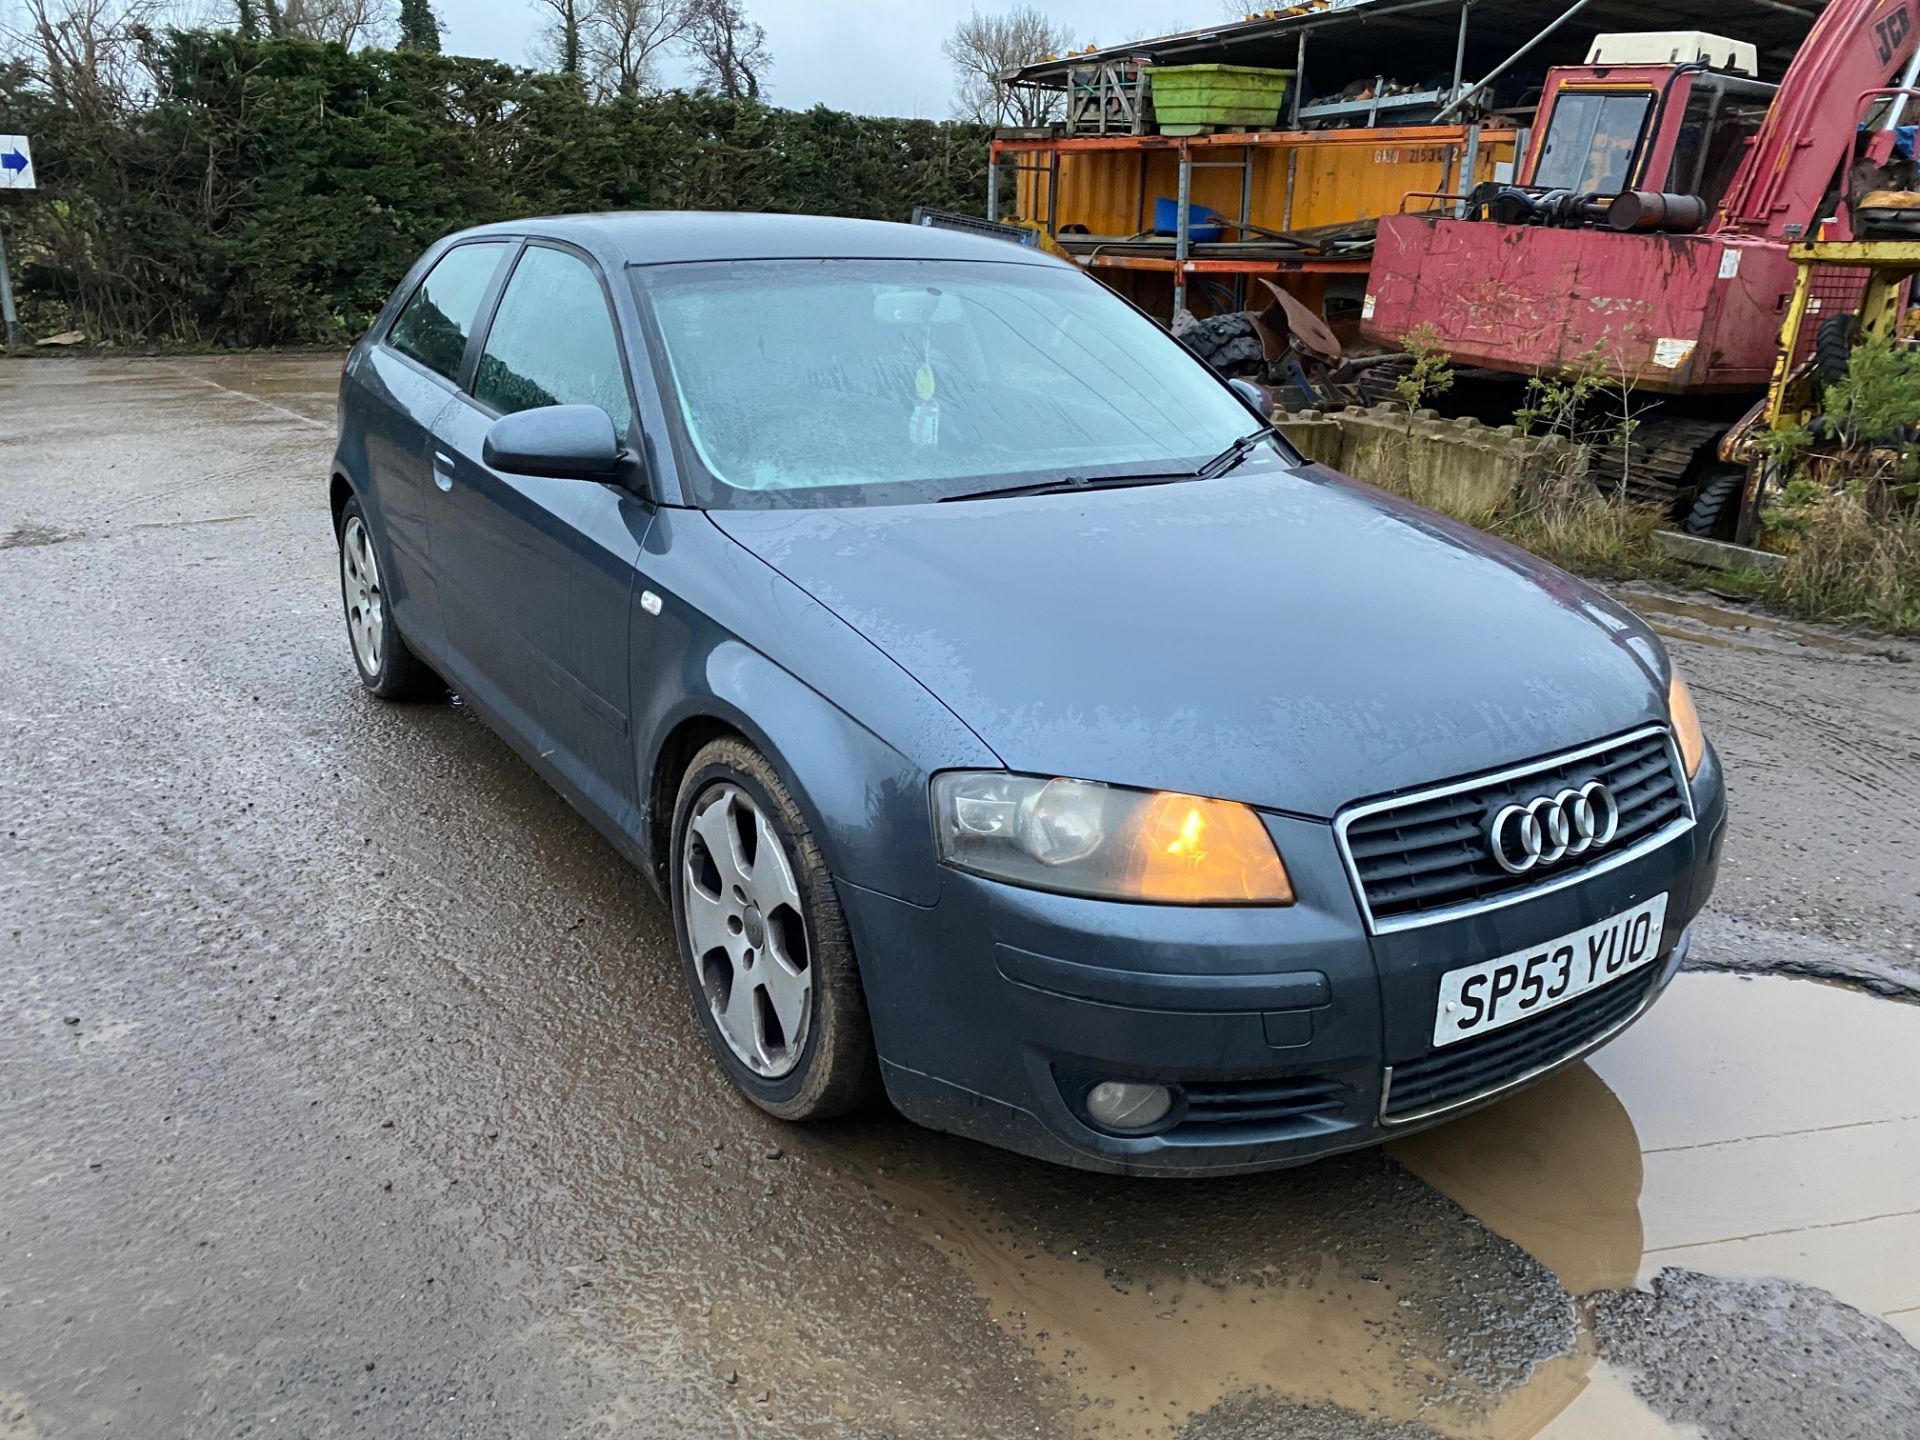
[1175,142,1192,314]
[986,158,999,222]
[1435,0,1597,121]
[1606,190,1709,232]
[1457,124,1481,217]
[1884,44,1920,130]
[0,224,20,348]
[1237,142,1254,312]
[1450,0,1471,102]
[1290,30,1307,127]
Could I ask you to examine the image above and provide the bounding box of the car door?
[429,241,650,829]
[359,240,513,656]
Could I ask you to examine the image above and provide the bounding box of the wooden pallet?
[1066,61,1153,136]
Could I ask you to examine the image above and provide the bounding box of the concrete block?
[1655,530,1787,576]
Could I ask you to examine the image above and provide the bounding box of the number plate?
[1431,893,1668,1048]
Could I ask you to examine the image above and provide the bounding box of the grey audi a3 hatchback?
[330,212,1725,1176]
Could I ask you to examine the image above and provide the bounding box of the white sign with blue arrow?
[1,136,35,190]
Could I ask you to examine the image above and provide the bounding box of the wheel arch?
[646,710,752,895]
[329,469,357,539]
[640,643,954,909]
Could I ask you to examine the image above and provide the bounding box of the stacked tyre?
[1177,313,1267,378]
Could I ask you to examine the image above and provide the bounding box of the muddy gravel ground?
[2,357,1918,1440]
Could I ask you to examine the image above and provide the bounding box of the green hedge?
[0,35,994,346]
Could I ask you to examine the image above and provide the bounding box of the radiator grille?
[1339,728,1688,928]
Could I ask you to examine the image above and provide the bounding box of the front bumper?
[840,749,1726,1177]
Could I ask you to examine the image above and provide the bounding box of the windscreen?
[633,258,1272,508]
[1532,91,1653,194]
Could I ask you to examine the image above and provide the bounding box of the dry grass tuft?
[1360,408,1919,637]
[1369,458,1675,583]
[1493,473,1674,581]
[1771,489,1920,632]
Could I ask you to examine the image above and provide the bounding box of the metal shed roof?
[1007,0,1827,96]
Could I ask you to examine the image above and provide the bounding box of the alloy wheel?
[682,783,814,1078]
[341,515,385,676]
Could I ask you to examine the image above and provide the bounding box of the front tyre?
[337,497,440,700]
[671,738,877,1121]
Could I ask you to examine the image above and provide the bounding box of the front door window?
[471,246,630,428]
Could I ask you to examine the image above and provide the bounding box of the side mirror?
[1228,377,1274,420]
[482,404,622,481]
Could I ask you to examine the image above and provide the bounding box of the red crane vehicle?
[1363,0,1920,535]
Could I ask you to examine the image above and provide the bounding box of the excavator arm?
[1717,0,1920,237]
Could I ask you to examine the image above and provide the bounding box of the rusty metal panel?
[1366,219,1796,392]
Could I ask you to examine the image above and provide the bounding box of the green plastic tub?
[1151,64,1292,135]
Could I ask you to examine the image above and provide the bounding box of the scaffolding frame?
[989,123,1500,312]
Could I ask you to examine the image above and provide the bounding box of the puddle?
[1404,974,1920,1326]
[1586,975,1920,1320]
[1618,590,1900,659]
[867,973,1919,1438]
[1390,1064,1645,1297]
[866,1159,1594,1440]
[1486,1357,1705,1440]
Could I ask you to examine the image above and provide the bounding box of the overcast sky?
[441,0,1227,119]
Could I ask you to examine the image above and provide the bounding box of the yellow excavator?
[1729,87,1920,546]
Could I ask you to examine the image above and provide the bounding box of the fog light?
[1085,1080,1173,1132]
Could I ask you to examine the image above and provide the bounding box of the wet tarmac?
[3,357,1919,1439]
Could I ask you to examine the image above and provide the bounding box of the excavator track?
[1591,418,1729,513]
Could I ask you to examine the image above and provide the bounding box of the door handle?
[431,450,456,493]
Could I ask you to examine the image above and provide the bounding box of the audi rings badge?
[1487,782,1620,875]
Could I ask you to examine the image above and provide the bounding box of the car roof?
[453,210,1066,268]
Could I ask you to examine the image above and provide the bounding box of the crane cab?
[1513,38,1777,221]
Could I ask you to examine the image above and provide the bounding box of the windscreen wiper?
[938,471,1194,503]
[939,429,1279,503]
[1192,425,1279,482]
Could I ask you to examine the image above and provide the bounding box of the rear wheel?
[337,498,440,700]
[670,738,877,1121]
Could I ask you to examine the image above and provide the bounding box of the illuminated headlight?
[1667,671,1706,779]
[931,773,1294,905]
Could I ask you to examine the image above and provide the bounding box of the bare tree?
[0,0,178,115]
[682,0,767,99]
[277,0,390,46]
[943,6,1070,127]
[530,0,585,74]
[579,0,690,98]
